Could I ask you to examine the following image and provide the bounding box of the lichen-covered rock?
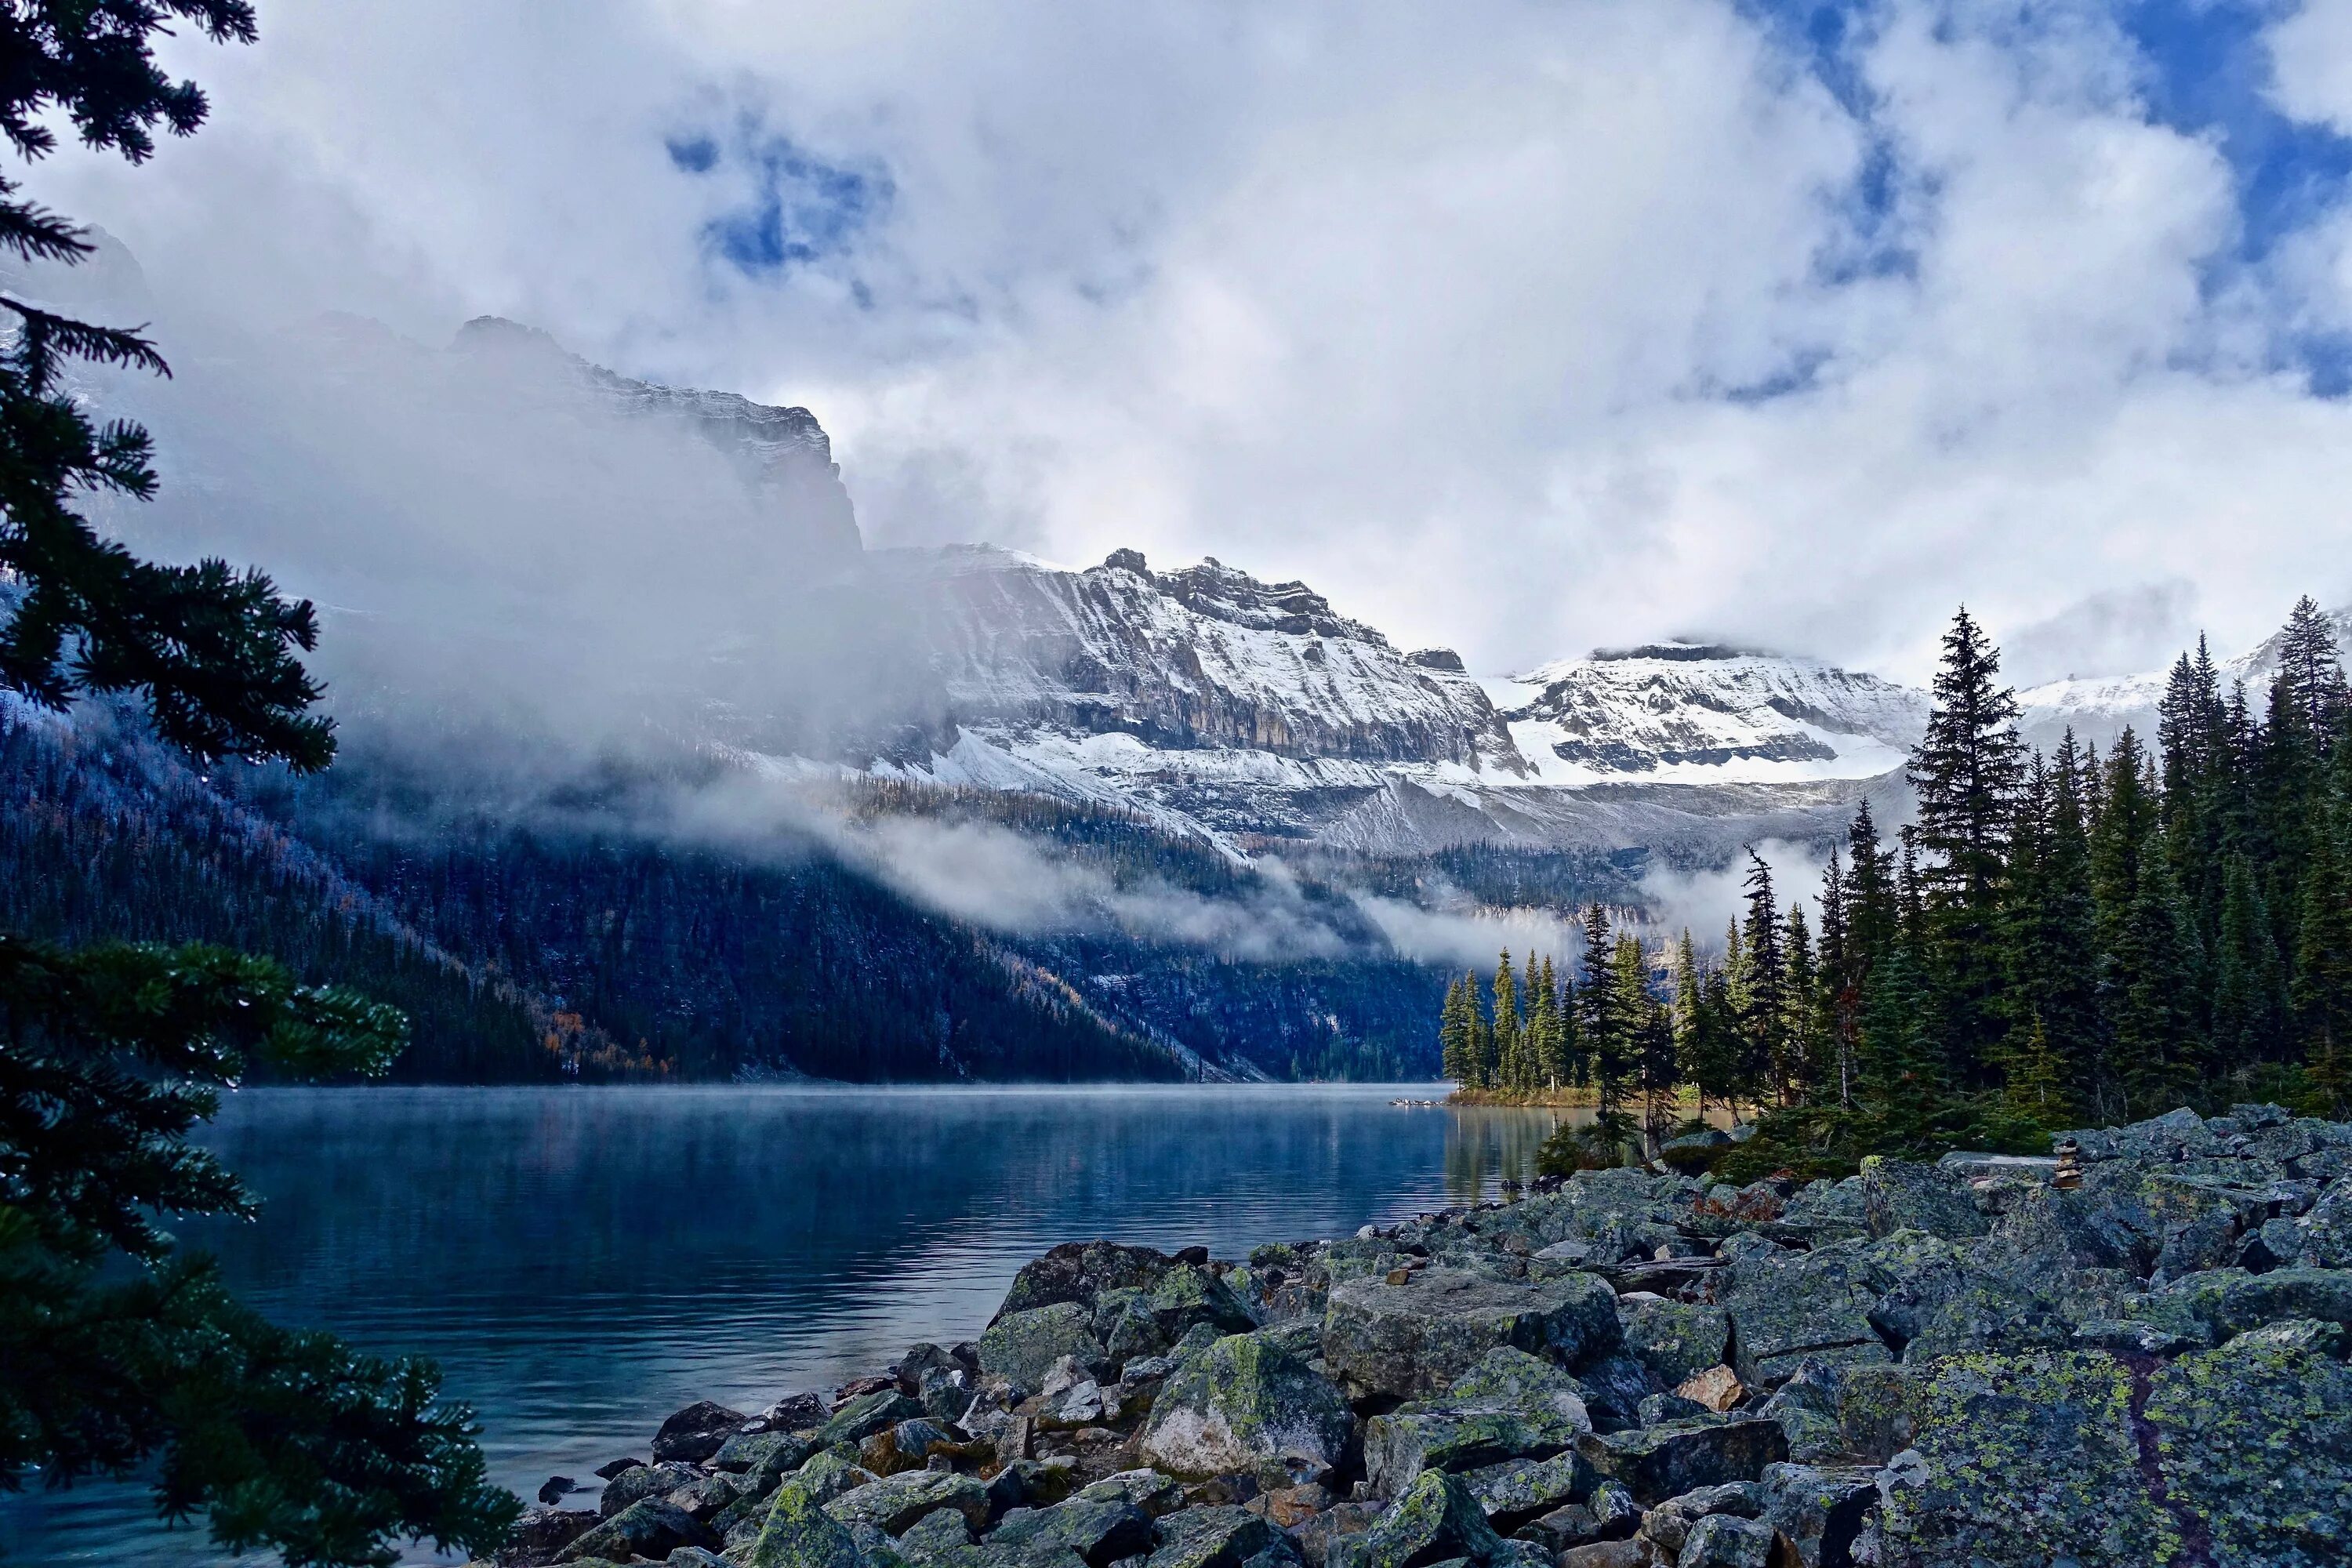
[2298,1178,2352,1267]
[998,1240,1183,1318]
[788,1447,877,1507]
[1364,1409,1576,1501]
[1145,1505,1279,1568]
[1573,1417,1788,1506]
[2146,1319,2352,1568]
[746,1483,863,1568]
[1871,1350,2170,1568]
[1859,1158,1989,1243]
[1152,1264,1260,1338]
[814,1388,927,1449]
[1617,1298,1730,1388]
[1326,1470,1503,1568]
[1139,1334,1354,1489]
[651,1399,746,1464]
[1757,1462,1875,1568]
[975,1488,1155,1564]
[1676,1513,1777,1567]
[2142,1264,2352,1345]
[1722,1240,1893,1390]
[1631,1480,1759,1556]
[597,1461,700,1517]
[712,1428,815,1479]
[1323,1269,1618,1401]
[822,1468,989,1537]
[981,1302,1107,1391]
[1440,1346,1593,1429]
[1461,1451,1594,1526]
[556,1498,715,1563]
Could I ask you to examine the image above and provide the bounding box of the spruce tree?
[2000,737,2104,1114]
[2212,854,2290,1073]
[1784,900,1819,1102]
[2293,793,2352,1112]
[1739,850,1789,1102]
[0,9,514,1562]
[2092,734,2197,1112]
[1438,975,1475,1087]
[1490,952,1521,1095]
[1578,904,1634,1160]
[1906,607,2025,1082]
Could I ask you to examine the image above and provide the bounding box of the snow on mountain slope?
[846,550,1906,852]
[2016,604,2352,752]
[1488,642,1926,786]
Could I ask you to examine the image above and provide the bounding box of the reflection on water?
[0,1083,1579,1565]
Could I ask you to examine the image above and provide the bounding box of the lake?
[2,1083,1581,1563]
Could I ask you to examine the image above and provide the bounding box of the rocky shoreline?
[492,1104,2352,1568]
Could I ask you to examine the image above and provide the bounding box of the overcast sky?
[35,0,2352,684]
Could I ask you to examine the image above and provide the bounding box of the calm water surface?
[4,1083,1583,1564]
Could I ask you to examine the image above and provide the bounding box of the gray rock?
[1574,1417,1788,1505]
[1138,1333,1354,1489]
[1323,1269,1618,1401]
[1638,1393,1710,1425]
[1757,1462,1875,1568]
[1675,1514,1776,1567]
[661,1474,742,1523]
[599,1462,702,1517]
[815,1389,927,1449]
[898,1507,975,1561]
[1287,1500,1382,1568]
[1617,1298,1730,1389]
[823,1469,990,1537]
[1871,1350,2169,1566]
[746,1483,862,1568]
[1145,1506,1279,1568]
[2144,1319,2352,1568]
[1325,1470,1503,1568]
[980,1490,1155,1565]
[982,1302,1109,1391]
[713,1428,815,1479]
[557,1498,716,1563]
[1152,1264,1261,1338]
[1858,1159,1987,1244]
[1000,1241,1184,1317]
[1721,1240,1893,1390]
[652,1400,747,1465]
[1460,1450,1595,1526]
[1632,1482,1760,1556]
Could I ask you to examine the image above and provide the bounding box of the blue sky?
[44,0,2352,683]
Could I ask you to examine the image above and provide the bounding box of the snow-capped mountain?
[1488,643,1926,786]
[838,547,1900,855]
[2016,604,2352,753]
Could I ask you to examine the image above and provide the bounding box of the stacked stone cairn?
[492,1105,2352,1568]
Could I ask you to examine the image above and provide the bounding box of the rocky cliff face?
[1491,644,1926,784]
[451,315,863,567]
[887,546,1516,769]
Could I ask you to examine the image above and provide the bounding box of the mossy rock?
[1139,1331,1353,1488]
[2147,1322,2352,1568]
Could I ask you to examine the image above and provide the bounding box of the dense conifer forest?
[1440,597,2352,1175]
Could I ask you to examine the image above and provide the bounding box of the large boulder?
[1617,1298,1730,1389]
[555,1498,714,1563]
[1326,1470,1504,1568]
[1573,1416,1788,1505]
[1138,1333,1355,1489]
[1143,1505,1283,1568]
[821,1468,989,1537]
[651,1400,746,1464]
[1871,1351,2172,1567]
[974,1488,1155,1564]
[1150,1264,1260,1338]
[1362,1347,1595,1499]
[813,1388,926,1449]
[2144,1322,2352,1567]
[1721,1240,1893,1390]
[597,1461,700,1517]
[980,1301,1106,1390]
[746,1483,862,1568]
[999,1241,1183,1317]
[1859,1159,1989,1243]
[1758,1462,1876,1568]
[1323,1269,1618,1400]
[1462,1452,1596,1529]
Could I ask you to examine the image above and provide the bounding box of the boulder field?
[488,1103,2352,1568]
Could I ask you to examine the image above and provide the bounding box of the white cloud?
[25,0,2352,691]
